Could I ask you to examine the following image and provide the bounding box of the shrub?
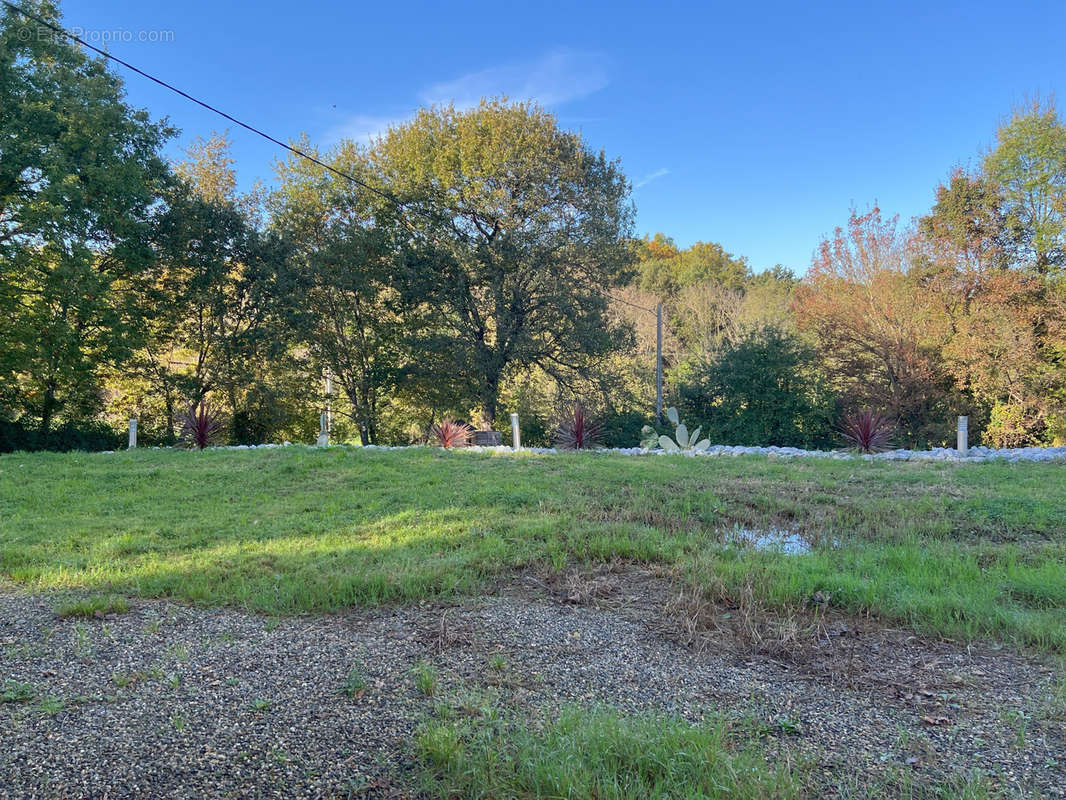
[0,418,123,453]
[598,410,650,448]
[180,402,226,450]
[554,401,604,449]
[677,327,836,448]
[838,409,894,453]
[430,420,473,449]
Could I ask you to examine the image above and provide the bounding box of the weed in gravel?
[54,595,130,619]
[35,695,64,715]
[1,679,36,704]
[172,713,187,731]
[413,661,438,697]
[112,670,148,688]
[1000,709,1029,748]
[250,698,272,713]
[166,672,182,690]
[168,642,190,661]
[415,705,799,799]
[225,677,240,687]
[71,622,92,659]
[488,654,507,673]
[340,664,368,698]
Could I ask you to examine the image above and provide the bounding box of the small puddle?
[725,527,811,555]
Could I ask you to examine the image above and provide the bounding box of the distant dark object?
[431,420,473,449]
[555,401,604,450]
[839,410,894,453]
[472,430,502,447]
[181,403,225,450]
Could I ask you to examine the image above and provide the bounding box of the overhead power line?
[0,0,407,211]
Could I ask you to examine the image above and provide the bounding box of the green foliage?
[0,418,122,453]
[678,327,836,448]
[53,594,130,619]
[599,409,650,448]
[0,1,174,431]
[369,99,636,425]
[415,705,799,799]
[984,97,1066,275]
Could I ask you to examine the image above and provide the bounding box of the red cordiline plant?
[839,409,894,453]
[555,401,604,450]
[181,402,226,450]
[431,420,473,449]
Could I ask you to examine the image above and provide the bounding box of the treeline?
[632,98,1066,450]
[2,3,1064,452]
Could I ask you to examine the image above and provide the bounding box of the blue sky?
[60,0,1066,273]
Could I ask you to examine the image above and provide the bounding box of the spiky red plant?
[431,420,473,449]
[180,402,225,450]
[839,409,894,453]
[555,401,604,450]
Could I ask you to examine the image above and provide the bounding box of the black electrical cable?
[0,0,410,212]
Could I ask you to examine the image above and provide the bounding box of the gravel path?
[1,575,1063,798]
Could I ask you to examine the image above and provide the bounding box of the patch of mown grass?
[1,447,1064,651]
[53,594,130,619]
[415,705,801,799]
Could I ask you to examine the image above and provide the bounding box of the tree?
[917,169,1055,446]
[369,100,636,426]
[637,238,750,298]
[0,1,173,431]
[794,207,959,445]
[272,140,413,445]
[678,326,834,448]
[985,98,1066,276]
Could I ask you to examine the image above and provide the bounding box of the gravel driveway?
[1,573,1063,798]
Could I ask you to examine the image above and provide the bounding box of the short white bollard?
[957,416,968,455]
[128,418,137,450]
[510,412,521,451]
[316,412,329,447]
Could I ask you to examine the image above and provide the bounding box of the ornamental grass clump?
[555,401,604,450]
[431,420,473,449]
[839,409,894,453]
[180,402,225,450]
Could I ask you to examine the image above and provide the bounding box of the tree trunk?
[479,377,499,428]
[40,379,57,433]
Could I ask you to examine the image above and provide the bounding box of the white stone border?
[142,440,1066,463]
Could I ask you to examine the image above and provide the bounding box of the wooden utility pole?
[656,302,663,423]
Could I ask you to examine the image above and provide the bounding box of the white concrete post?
[510,413,521,451]
[316,412,329,447]
[957,416,968,455]
[128,418,137,450]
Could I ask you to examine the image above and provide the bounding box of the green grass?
[1,447,1065,650]
[415,705,801,799]
[53,593,130,619]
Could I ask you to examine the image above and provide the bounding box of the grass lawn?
[1,446,1065,652]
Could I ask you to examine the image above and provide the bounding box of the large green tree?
[985,98,1066,276]
[272,140,414,445]
[0,1,172,430]
[369,100,636,426]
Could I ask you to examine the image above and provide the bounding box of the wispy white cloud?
[635,168,670,189]
[420,50,609,109]
[323,113,404,146]
[327,50,608,146]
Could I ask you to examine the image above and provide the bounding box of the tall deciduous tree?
[794,207,959,445]
[369,100,636,426]
[272,140,412,445]
[985,98,1066,276]
[0,1,172,431]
